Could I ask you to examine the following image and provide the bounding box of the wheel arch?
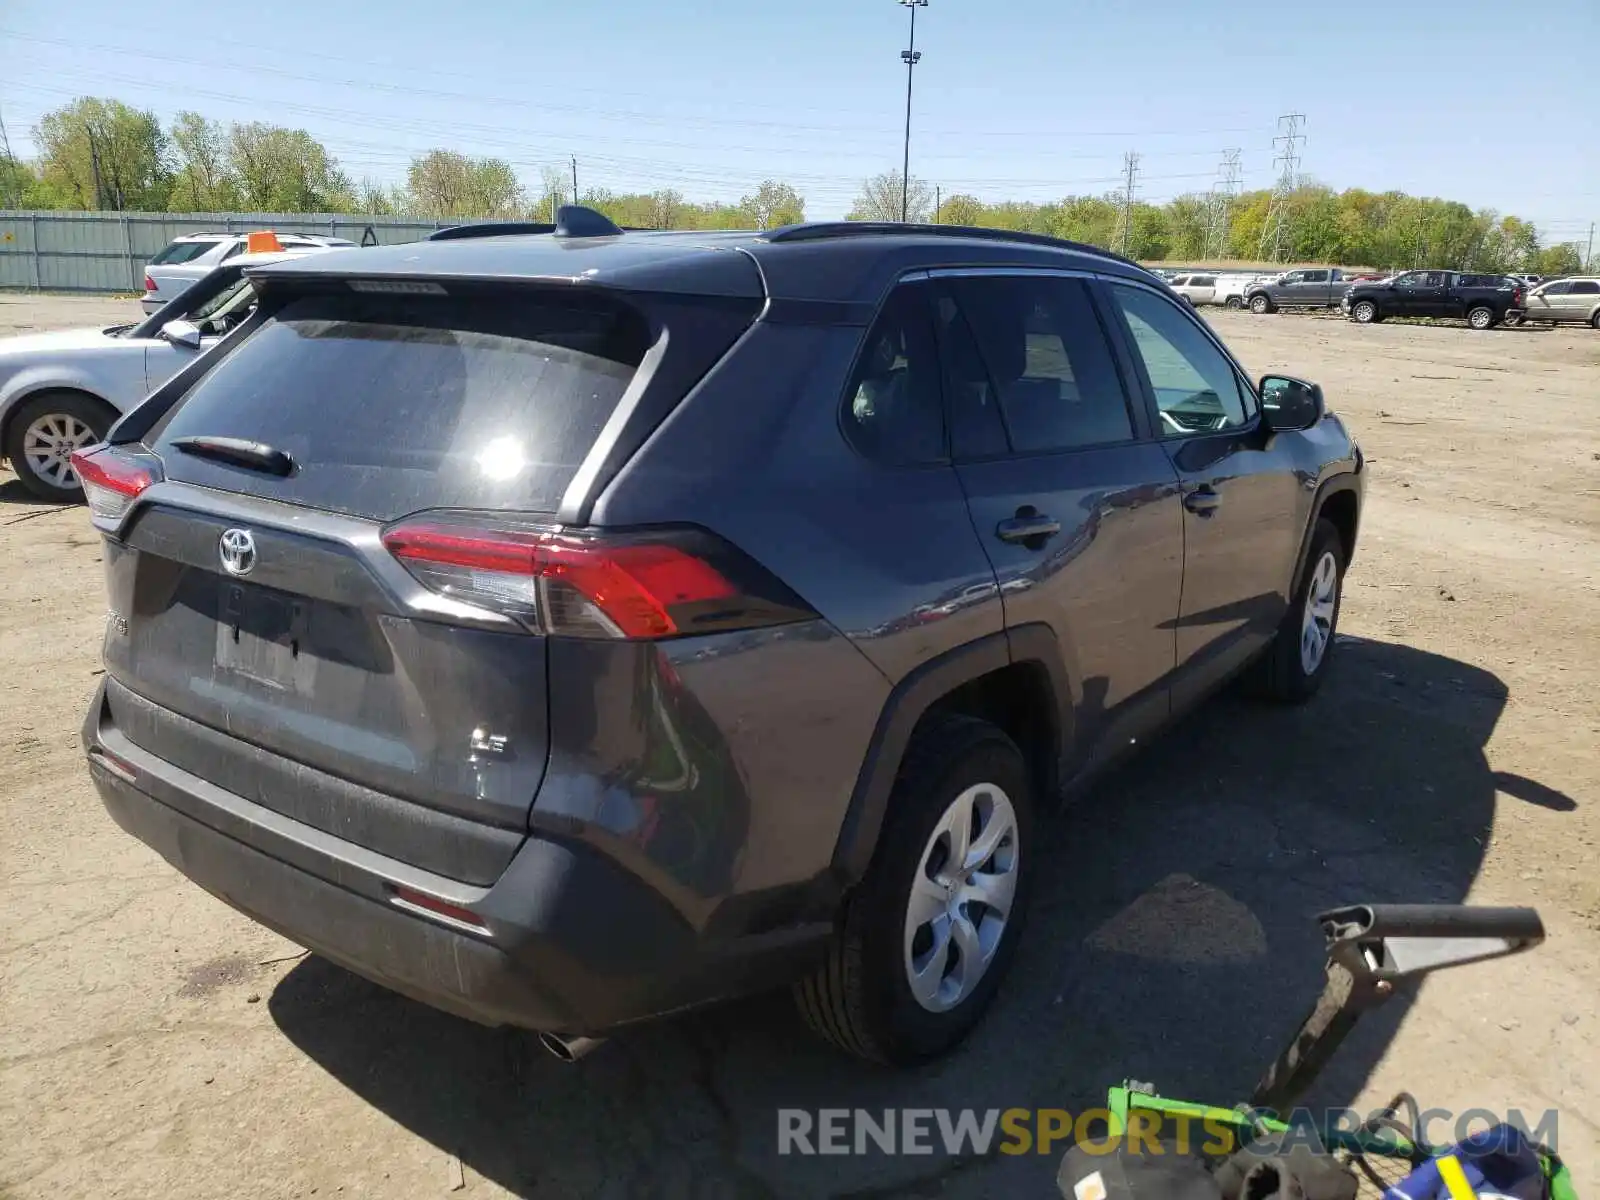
[829,628,1071,887]
[1290,475,1363,598]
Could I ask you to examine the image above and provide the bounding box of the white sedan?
[142,231,355,312]
[1,250,319,501]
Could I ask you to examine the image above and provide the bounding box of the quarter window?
[1109,283,1249,436]
[939,275,1135,455]
[842,283,947,466]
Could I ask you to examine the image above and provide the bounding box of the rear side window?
[940,275,1134,454]
[151,240,219,265]
[1570,281,1599,295]
[153,288,651,520]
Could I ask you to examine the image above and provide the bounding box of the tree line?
[0,96,1586,275]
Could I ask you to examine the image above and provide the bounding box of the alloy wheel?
[22,413,98,491]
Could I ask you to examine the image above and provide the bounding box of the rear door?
[1297,269,1330,305]
[935,270,1185,762]
[101,282,716,881]
[1562,279,1600,322]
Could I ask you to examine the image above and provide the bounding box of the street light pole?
[899,0,927,223]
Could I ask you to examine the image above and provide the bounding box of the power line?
[1259,114,1305,263]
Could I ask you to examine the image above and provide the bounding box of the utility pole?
[898,0,928,223]
[1117,151,1140,257]
[1203,148,1242,261]
[935,185,941,223]
[1587,222,1596,272]
[570,156,580,206]
[1259,113,1305,264]
[87,126,105,211]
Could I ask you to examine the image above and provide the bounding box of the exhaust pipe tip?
[538,1031,606,1063]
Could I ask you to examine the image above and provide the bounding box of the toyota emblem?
[218,528,257,577]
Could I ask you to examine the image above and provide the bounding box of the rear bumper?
[83,682,830,1034]
[140,296,163,314]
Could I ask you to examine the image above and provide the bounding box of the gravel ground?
[1,295,1596,1199]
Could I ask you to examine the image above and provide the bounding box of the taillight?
[143,274,156,293]
[382,517,815,640]
[69,446,158,522]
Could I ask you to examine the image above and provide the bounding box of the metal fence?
[0,210,488,293]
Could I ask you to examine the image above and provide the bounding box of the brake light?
[143,274,156,293]
[69,447,156,521]
[382,518,813,640]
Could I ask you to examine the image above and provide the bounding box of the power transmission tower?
[1203,148,1242,260]
[1117,151,1140,257]
[1258,114,1305,263]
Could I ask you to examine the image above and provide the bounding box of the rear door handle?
[1183,487,1222,515]
[996,514,1061,545]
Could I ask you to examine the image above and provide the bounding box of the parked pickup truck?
[1341,271,1525,330]
[1246,268,1354,313]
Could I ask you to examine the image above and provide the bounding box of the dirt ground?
[1,293,1597,1199]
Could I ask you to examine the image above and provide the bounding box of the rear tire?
[1249,294,1273,315]
[1590,311,1600,330]
[1351,300,1378,324]
[795,714,1035,1064]
[2,391,116,502]
[1467,305,1495,330]
[1251,519,1345,704]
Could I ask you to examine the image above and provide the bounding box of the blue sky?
[1,0,1594,243]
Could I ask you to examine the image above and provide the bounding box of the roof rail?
[762,221,1142,268]
[426,221,556,241]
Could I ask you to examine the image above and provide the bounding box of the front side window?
[1394,272,1425,289]
[1109,283,1249,436]
[940,275,1135,455]
[1539,281,1572,296]
[842,283,946,466]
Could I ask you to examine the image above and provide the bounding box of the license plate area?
[214,581,317,695]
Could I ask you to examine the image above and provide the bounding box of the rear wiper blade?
[170,435,296,477]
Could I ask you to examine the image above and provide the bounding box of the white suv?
[142,232,355,312]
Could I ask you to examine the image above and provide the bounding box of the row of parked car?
[6,211,1368,1067]
[1151,264,1600,332]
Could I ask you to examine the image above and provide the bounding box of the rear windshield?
[151,240,221,265]
[152,288,651,520]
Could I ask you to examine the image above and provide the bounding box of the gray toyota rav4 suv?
[77,209,1364,1065]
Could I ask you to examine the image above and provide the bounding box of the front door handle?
[1183,486,1222,515]
[996,513,1061,545]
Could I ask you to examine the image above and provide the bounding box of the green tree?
[406,149,523,218]
[33,97,171,210]
[1533,242,1583,277]
[740,180,804,229]
[933,193,984,226]
[168,112,237,211]
[227,123,353,212]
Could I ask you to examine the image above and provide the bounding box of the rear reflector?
[382,517,815,641]
[389,885,488,932]
[70,447,156,522]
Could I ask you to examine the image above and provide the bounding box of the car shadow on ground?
[270,634,1567,1198]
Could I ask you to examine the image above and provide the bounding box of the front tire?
[1467,305,1495,330]
[1351,300,1378,324]
[1249,294,1274,315]
[3,391,116,502]
[795,715,1034,1064]
[1252,519,1345,703]
[1224,296,1245,310]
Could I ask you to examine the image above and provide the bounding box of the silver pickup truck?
[1246,268,1354,313]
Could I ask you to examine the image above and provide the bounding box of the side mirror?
[160,319,203,350]
[1259,374,1324,432]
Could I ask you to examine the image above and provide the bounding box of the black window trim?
[1094,275,1264,444]
[923,265,1156,462]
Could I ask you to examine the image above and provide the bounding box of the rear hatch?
[87,276,760,884]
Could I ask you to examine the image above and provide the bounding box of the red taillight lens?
[70,447,155,521]
[382,518,811,640]
[143,274,156,293]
